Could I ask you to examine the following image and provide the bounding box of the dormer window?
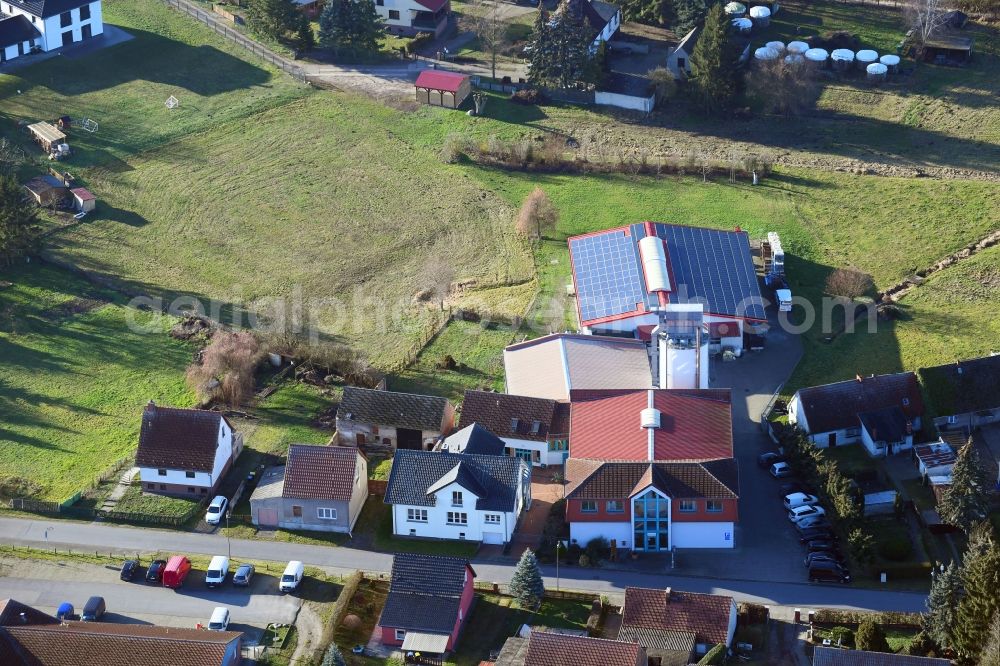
[510,418,519,431]
[452,490,463,507]
[530,420,541,434]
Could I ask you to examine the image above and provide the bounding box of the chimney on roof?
[664,587,672,601]
[19,612,27,624]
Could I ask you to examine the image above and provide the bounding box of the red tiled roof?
[415,69,467,93]
[524,631,645,666]
[622,587,733,646]
[283,444,362,501]
[136,403,228,472]
[569,389,733,461]
[565,459,739,500]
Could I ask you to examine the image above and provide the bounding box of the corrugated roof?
[569,389,733,461]
[282,444,361,501]
[384,449,524,512]
[794,372,924,435]
[135,403,226,472]
[249,465,285,501]
[617,625,695,653]
[622,587,733,646]
[858,406,909,443]
[338,387,450,432]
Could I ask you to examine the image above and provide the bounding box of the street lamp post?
[225,511,231,559]
[555,541,562,591]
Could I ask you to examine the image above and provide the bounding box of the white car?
[784,492,820,510]
[788,504,826,524]
[770,461,793,478]
[205,496,228,525]
[208,606,230,631]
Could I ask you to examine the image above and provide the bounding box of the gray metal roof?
[337,386,450,432]
[378,554,474,635]
[440,423,507,456]
[385,449,525,512]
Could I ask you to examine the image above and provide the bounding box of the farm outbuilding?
[27,121,65,152]
[71,187,96,213]
[923,33,974,63]
[414,70,471,109]
[23,175,67,206]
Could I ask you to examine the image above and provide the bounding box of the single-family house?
[557,0,620,52]
[414,70,470,109]
[812,646,951,666]
[787,372,924,451]
[666,26,699,79]
[565,458,739,551]
[567,223,766,351]
[0,0,103,65]
[503,333,653,402]
[136,402,243,497]
[384,449,530,545]
[377,553,475,654]
[494,631,647,666]
[619,586,737,660]
[249,444,368,533]
[336,386,455,452]
[457,390,571,467]
[0,598,243,666]
[437,423,507,457]
[919,354,1000,432]
[376,0,450,37]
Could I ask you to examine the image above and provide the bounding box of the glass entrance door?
[632,490,670,552]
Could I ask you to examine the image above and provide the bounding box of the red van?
[162,555,192,589]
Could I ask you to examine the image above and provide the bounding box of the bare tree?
[745,59,820,117]
[647,66,677,105]
[825,268,874,300]
[471,0,509,81]
[419,247,456,311]
[186,330,265,408]
[515,187,559,240]
[906,0,948,55]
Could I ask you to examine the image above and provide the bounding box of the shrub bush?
[872,561,934,580]
[828,626,855,648]
[510,88,546,104]
[697,644,726,664]
[877,533,913,561]
[585,537,610,564]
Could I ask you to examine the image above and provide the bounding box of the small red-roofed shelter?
[415,70,471,109]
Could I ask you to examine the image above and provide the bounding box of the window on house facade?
[679,500,696,512]
[407,508,428,522]
[530,420,541,434]
[581,500,597,513]
[447,511,468,525]
[157,469,167,476]
[187,487,195,493]
[846,427,861,437]
[376,0,384,5]
[80,4,90,20]
[388,9,400,19]
[186,471,195,478]
[395,629,406,641]
[317,507,337,520]
[452,490,463,506]
[510,417,520,431]
[606,500,624,513]
[706,500,723,513]
[484,514,501,524]
[292,505,303,517]
[159,484,167,490]
[59,11,71,27]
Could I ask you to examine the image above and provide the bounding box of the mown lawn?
[112,483,202,518]
[0,264,195,503]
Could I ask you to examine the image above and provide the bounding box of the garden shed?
[414,70,471,109]
[27,121,65,152]
[23,175,67,206]
[71,187,97,213]
[923,33,974,63]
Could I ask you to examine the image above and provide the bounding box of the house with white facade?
[0,0,103,65]
[457,390,571,467]
[375,0,450,37]
[384,449,530,545]
[136,402,243,497]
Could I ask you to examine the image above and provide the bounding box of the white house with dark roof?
[136,402,242,497]
[437,423,508,457]
[336,386,455,452]
[384,449,530,545]
[376,0,450,37]
[0,0,103,64]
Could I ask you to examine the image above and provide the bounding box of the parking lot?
[0,555,301,641]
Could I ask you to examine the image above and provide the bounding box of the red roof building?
[415,70,471,109]
[620,587,737,658]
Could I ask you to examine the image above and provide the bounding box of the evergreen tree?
[345,0,384,58]
[924,560,963,651]
[939,439,991,534]
[954,531,1000,661]
[855,616,891,653]
[509,549,545,609]
[0,172,39,266]
[672,0,706,34]
[246,0,297,40]
[319,0,383,59]
[688,2,736,112]
[527,9,552,86]
[295,13,316,52]
[319,0,347,54]
[529,0,594,88]
[982,612,1000,666]
[321,644,347,666]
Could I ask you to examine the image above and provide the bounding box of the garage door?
[482,532,503,545]
[258,508,279,528]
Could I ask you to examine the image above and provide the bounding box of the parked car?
[162,555,192,589]
[805,539,840,554]
[145,559,167,584]
[56,602,74,620]
[233,563,255,587]
[770,462,793,478]
[205,496,228,526]
[783,493,820,510]
[778,481,809,498]
[120,559,140,582]
[808,560,851,584]
[279,561,304,593]
[794,515,831,531]
[208,607,230,631]
[799,527,836,543]
[788,505,826,524]
[81,596,106,622]
[757,452,785,469]
[805,551,847,568]
[205,556,230,588]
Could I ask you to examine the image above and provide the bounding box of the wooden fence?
[367,479,388,496]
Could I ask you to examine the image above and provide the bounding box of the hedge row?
[813,609,923,627]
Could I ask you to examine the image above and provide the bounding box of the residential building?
[136,402,243,497]
[375,0,450,37]
[565,458,739,551]
[913,439,957,480]
[919,354,1000,431]
[0,598,242,665]
[788,372,925,451]
[336,386,455,452]
[812,646,950,666]
[384,449,530,545]
[249,444,368,533]
[437,423,508,457]
[567,222,766,351]
[377,553,475,654]
[558,0,621,51]
[619,586,737,660]
[503,333,653,402]
[457,390,571,467]
[0,0,103,64]
[494,631,646,666]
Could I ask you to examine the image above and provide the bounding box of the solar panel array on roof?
[571,230,650,322]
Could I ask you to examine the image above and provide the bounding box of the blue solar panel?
[570,230,648,323]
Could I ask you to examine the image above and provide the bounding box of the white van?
[205,555,230,588]
[208,606,230,631]
[279,560,304,593]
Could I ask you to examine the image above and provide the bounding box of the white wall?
[570,521,632,549]
[3,1,103,53]
[392,478,520,543]
[501,436,564,466]
[139,467,213,487]
[595,91,655,113]
[672,522,735,548]
[211,419,233,482]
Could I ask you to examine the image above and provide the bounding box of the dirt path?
[290,601,324,665]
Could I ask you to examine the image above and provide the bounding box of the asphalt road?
[0,516,927,613]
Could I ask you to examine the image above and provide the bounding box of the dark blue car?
[56,602,74,620]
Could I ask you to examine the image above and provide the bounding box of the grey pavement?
[0,25,134,74]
